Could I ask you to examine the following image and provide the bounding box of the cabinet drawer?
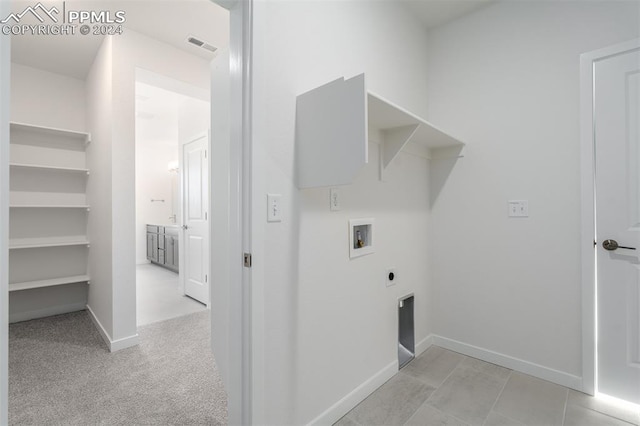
[158,236,165,249]
[158,249,165,264]
[146,225,159,233]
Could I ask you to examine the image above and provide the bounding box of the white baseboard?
[306,333,583,426]
[110,333,139,352]
[9,302,86,323]
[431,335,583,391]
[415,334,434,357]
[86,304,112,350]
[308,360,398,426]
[86,304,139,352]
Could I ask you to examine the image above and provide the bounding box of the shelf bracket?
[427,145,465,160]
[379,124,419,181]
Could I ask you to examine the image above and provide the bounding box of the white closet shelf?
[10,121,91,145]
[295,73,464,188]
[10,163,90,174]
[10,204,90,209]
[368,92,464,172]
[9,237,90,249]
[9,275,90,292]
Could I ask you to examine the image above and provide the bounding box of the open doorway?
[134,75,211,326]
[3,0,235,423]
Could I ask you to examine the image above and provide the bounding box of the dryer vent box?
[398,294,415,369]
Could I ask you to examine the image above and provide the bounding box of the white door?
[595,46,640,404]
[183,134,209,305]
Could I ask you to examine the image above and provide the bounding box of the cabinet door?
[147,233,158,262]
[171,236,179,271]
[146,233,152,260]
[165,235,174,269]
[173,237,180,272]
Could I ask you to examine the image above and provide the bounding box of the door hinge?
[205,150,207,159]
[244,253,252,268]
[205,274,208,283]
[205,211,208,220]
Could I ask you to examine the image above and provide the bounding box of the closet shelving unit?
[295,73,465,188]
[9,121,91,292]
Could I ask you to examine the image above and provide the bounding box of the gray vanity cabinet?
[164,227,179,272]
[146,225,179,272]
[146,225,159,263]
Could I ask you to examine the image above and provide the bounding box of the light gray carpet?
[9,310,228,425]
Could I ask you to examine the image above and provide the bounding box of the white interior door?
[182,134,209,305]
[595,46,640,404]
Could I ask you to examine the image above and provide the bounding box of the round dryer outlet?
[386,268,397,287]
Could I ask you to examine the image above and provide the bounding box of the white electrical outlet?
[267,194,282,222]
[508,200,529,217]
[330,188,341,211]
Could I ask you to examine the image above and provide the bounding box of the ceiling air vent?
[187,36,218,54]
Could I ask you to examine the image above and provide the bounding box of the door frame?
[0,0,254,423]
[580,38,640,397]
[0,1,9,422]
[212,0,254,424]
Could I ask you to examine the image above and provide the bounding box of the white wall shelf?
[8,119,91,309]
[10,204,90,209]
[10,162,90,174]
[9,237,90,250]
[368,92,464,176]
[10,121,91,145]
[9,275,90,292]
[295,73,464,188]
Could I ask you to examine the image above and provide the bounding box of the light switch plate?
[508,200,529,217]
[267,194,282,222]
[330,188,341,211]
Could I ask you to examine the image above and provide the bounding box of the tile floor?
[136,263,206,326]
[335,346,640,426]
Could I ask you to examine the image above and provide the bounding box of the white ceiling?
[403,0,497,29]
[10,0,230,79]
[9,0,495,80]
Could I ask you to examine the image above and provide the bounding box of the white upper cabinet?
[296,74,368,189]
[295,73,464,188]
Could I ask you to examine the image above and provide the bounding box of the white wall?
[251,2,431,423]
[177,96,210,231]
[135,115,178,264]
[110,30,210,343]
[86,37,114,340]
[10,63,86,132]
[134,83,209,265]
[210,48,231,389]
[178,98,210,144]
[426,1,640,383]
[134,142,176,264]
